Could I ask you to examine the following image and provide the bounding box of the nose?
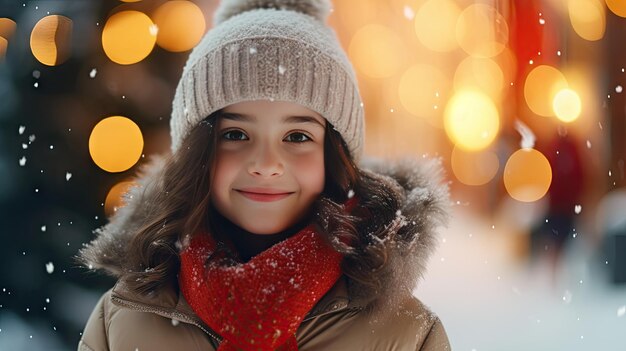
[247,142,284,178]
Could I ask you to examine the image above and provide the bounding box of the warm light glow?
[335,0,378,32]
[89,116,144,173]
[456,4,508,58]
[504,149,552,202]
[104,181,136,218]
[0,18,17,39]
[30,15,73,66]
[451,146,499,186]
[349,24,405,78]
[453,57,504,99]
[120,0,142,2]
[553,88,582,122]
[102,10,156,65]
[495,47,517,86]
[414,0,460,52]
[398,64,449,128]
[606,0,626,17]
[0,37,7,59]
[444,90,500,151]
[568,0,606,41]
[524,65,569,117]
[152,1,205,52]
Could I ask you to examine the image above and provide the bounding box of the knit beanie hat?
[169,0,365,161]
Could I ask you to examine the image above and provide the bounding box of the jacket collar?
[110,273,355,336]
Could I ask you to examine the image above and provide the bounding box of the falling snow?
[249,47,257,54]
[149,24,159,36]
[41,225,46,232]
[278,65,286,75]
[616,85,623,93]
[18,125,25,134]
[515,120,536,149]
[403,6,415,20]
[19,156,26,166]
[562,290,572,304]
[45,262,54,274]
[89,68,97,78]
[586,140,591,149]
[66,172,72,181]
[618,306,625,317]
[574,205,582,214]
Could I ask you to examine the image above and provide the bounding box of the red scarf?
[179,205,352,350]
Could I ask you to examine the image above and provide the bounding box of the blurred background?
[1,0,625,350]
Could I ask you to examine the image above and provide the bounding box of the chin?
[240,221,288,235]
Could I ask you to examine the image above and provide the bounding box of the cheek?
[210,153,239,200]
[292,150,325,194]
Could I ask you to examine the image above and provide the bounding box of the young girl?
[77,1,451,350]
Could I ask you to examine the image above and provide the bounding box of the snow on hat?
[169,0,365,161]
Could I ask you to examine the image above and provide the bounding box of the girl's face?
[210,100,326,235]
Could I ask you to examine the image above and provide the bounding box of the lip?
[235,188,294,202]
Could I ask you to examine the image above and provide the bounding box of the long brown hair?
[122,110,401,295]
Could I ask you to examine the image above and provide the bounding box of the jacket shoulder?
[79,289,112,351]
[401,296,451,350]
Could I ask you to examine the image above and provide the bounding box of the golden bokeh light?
[495,47,517,86]
[451,146,499,186]
[0,37,7,59]
[102,10,156,65]
[104,181,136,218]
[568,0,606,41]
[89,116,144,173]
[152,0,206,52]
[398,64,449,128]
[414,0,461,52]
[606,0,626,17]
[0,18,17,39]
[349,24,406,78]
[504,149,552,202]
[335,0,378,32]
[30,15,73,66]
[524,65,569,117]
[456,4,509,58]
[120,0,142,2]
[444,90,500,151]
[553,88,582,122]
[453,57,504,99]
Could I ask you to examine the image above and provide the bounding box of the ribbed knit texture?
[169,3,365,161]
[179,224,343,351]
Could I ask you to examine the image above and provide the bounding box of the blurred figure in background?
[530,127,585,285]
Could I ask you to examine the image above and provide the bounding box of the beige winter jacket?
[77,157,452,351]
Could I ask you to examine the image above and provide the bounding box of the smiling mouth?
[235,190,294,202]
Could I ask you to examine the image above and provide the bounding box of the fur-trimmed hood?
[78,155,450,312]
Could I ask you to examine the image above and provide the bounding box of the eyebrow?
[220,112,325,128]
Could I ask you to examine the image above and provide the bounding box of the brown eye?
[284,132,312,143]
[222,130,248,141]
